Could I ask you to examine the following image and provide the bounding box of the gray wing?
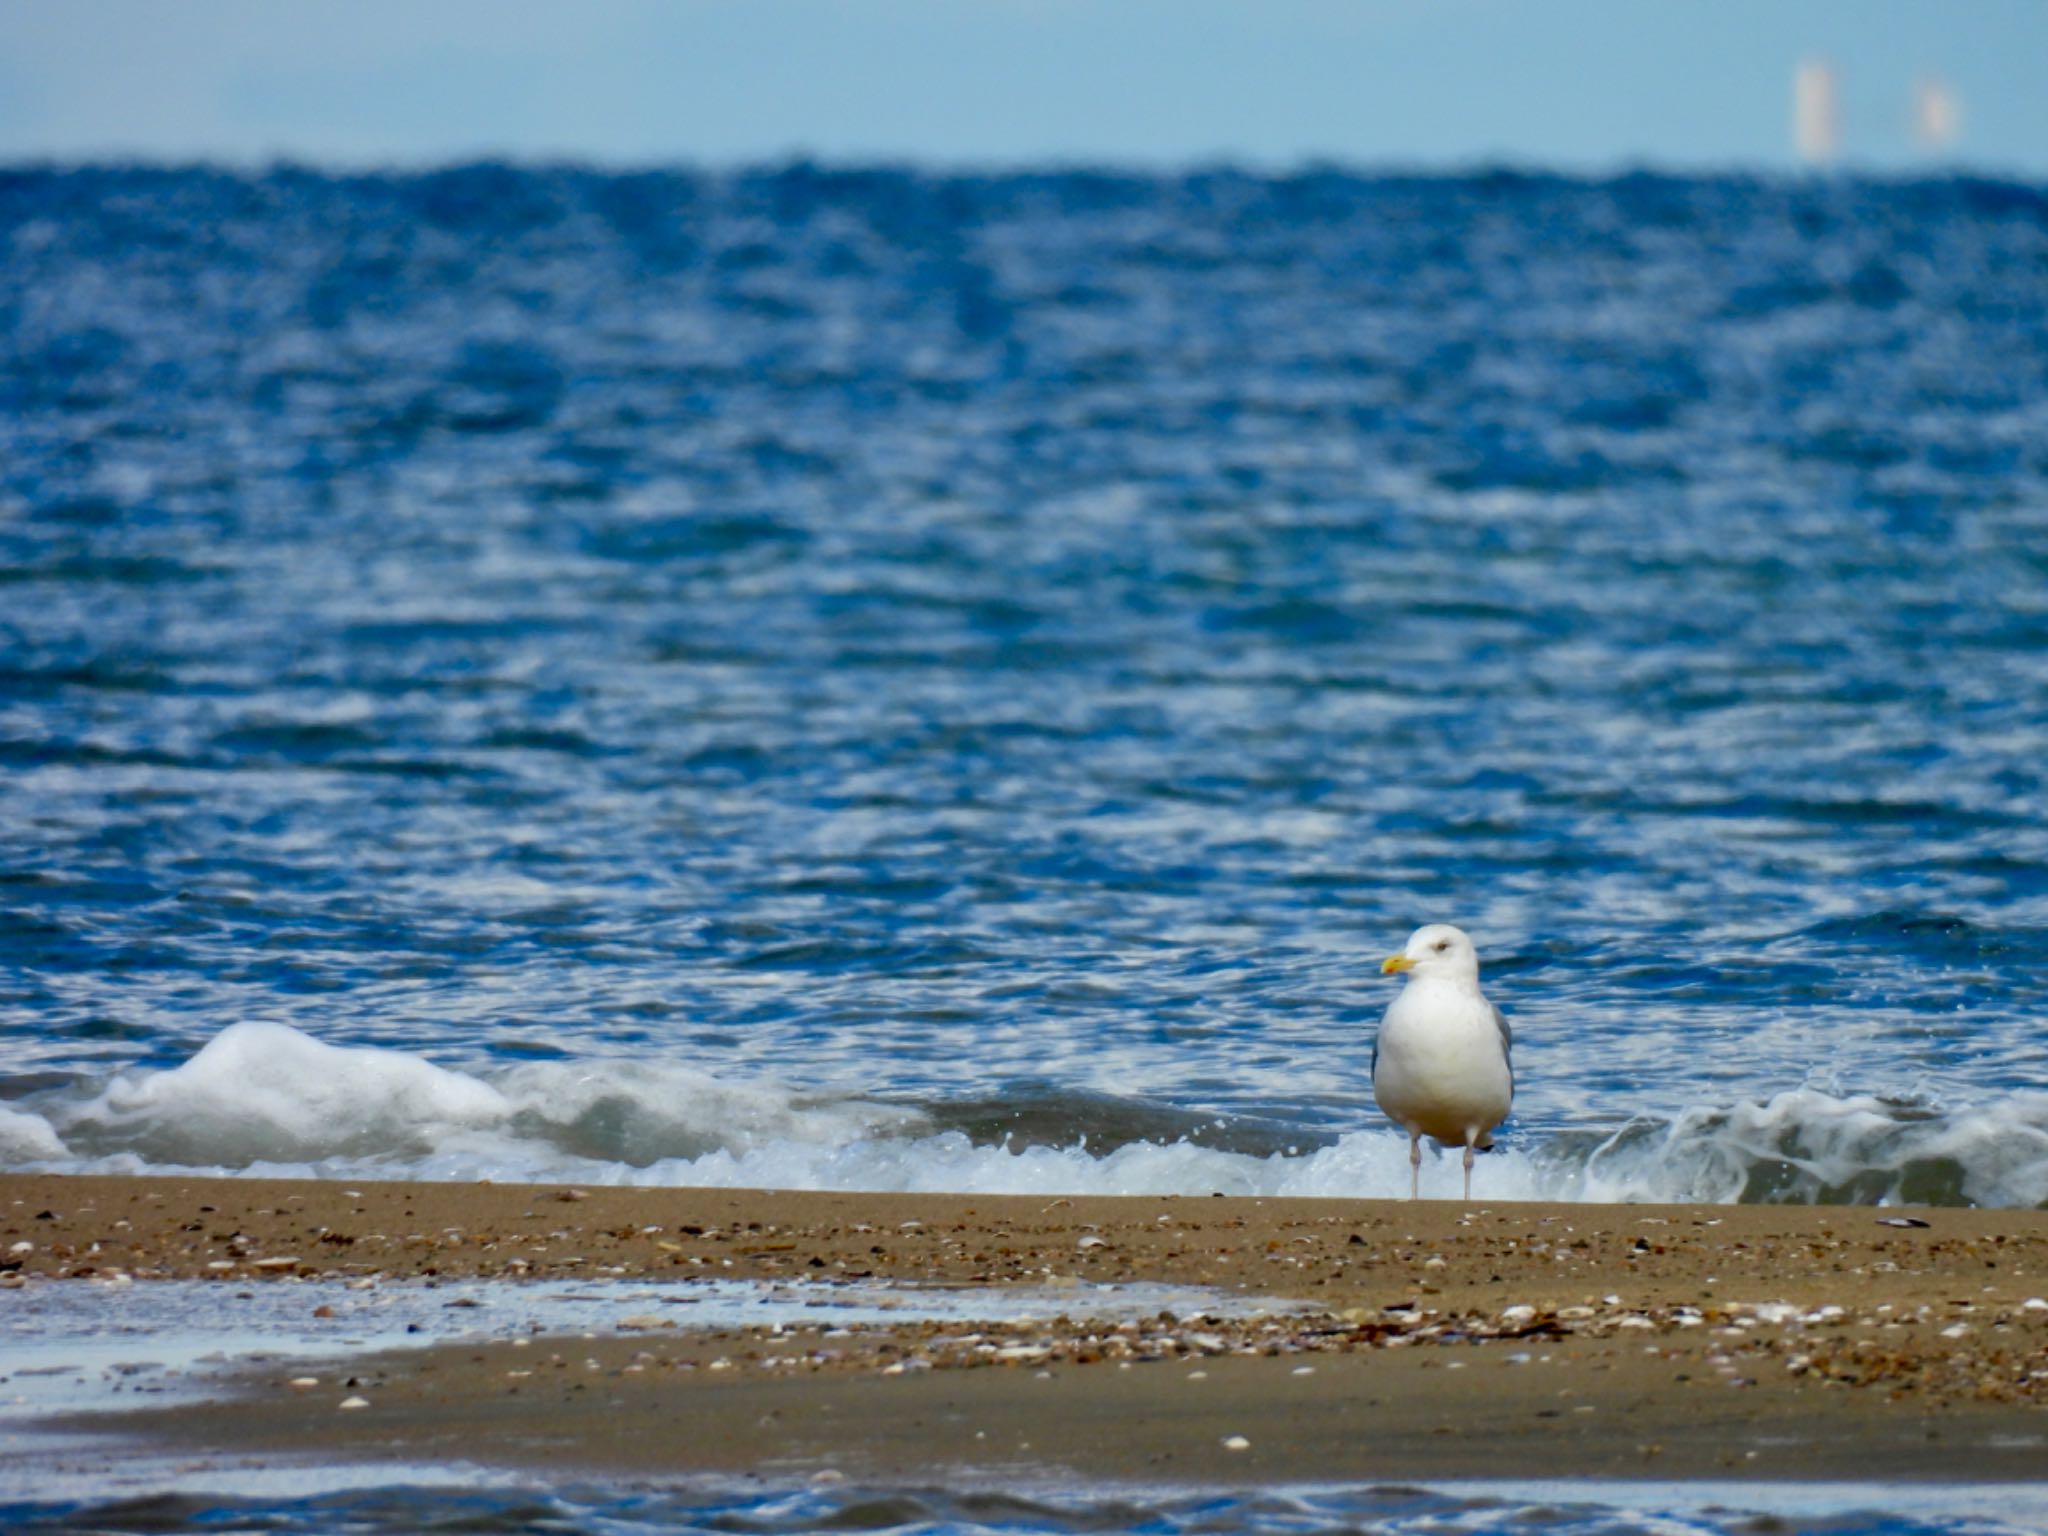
[1492,1002,1514,1088]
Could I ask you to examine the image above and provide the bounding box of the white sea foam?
[1563,1087,2048,1209]
[10,1023,2047,1207]
[0,1103,67,1162]
[492,1056,925,1164]
[61,1021,512,1166]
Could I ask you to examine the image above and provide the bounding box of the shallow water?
[8,1477,2048,1536]
[12,1277,2031,1535]
[0,1272,1276,1426]
[3,165,2048,1205]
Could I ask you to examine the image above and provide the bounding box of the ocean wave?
[4,1024,2043,1208]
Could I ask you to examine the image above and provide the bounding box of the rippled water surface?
[3,165,2047,1204]
[11,1479,2048,1536]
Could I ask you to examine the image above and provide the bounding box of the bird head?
[1380,923,1481,982]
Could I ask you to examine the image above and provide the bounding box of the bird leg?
[1462,1137,1476,1201]
[1409,1132,1422,1200]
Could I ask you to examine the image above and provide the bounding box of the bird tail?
[1473,1130,1495,1152]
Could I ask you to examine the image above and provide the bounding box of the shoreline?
[5,1172,2046,1487]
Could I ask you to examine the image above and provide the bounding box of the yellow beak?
[1381,953,1414,974]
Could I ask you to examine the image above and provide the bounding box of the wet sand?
[5,1173,2046,1484]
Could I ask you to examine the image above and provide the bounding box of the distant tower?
[1793,59,1840,166]
[1913,76,1961,154]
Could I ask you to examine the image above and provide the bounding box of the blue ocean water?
[3,164,2047,1206]
[12,1480,2048,1536]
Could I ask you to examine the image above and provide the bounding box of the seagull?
[1373,923,1514,1200]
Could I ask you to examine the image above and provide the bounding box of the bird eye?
[1434,940,1450,951]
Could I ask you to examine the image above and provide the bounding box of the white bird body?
[1375,981,1512,1145]
[1373,923,1513,1199]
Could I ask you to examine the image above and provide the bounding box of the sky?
[2,0,2045,175]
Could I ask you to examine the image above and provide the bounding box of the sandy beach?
[6,1172,2047,1485]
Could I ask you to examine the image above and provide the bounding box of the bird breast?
[1373,985,1513,1141]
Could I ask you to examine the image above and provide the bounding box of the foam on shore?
[5,1022,2044,1206]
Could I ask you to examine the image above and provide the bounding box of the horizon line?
[3,150,2037,186]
